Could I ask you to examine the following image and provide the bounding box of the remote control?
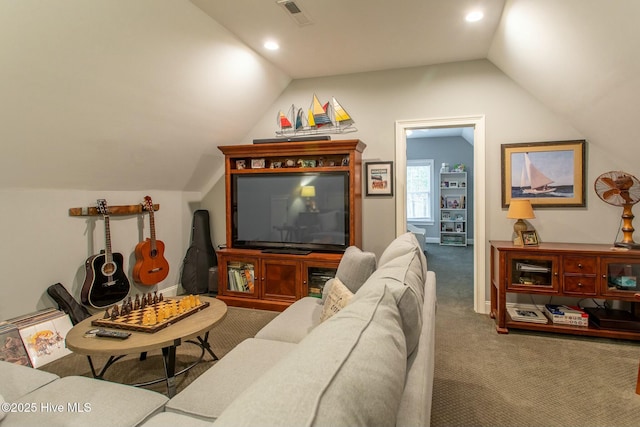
[95,329,131,339]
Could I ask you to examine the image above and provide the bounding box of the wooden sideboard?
[490,240,640,340]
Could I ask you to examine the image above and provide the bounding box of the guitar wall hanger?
[68,204,159,217]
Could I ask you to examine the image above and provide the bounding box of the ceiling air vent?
[276,0,313,26]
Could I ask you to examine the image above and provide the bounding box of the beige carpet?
[41,306,278,396]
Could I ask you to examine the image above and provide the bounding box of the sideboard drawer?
[563,275,597,295]
[563,256,597,274]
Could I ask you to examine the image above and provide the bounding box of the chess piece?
[153,291,158,304]
[159,292,164,302]
[134,294,141,310]
[103,308,111,319]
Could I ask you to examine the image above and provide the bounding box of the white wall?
[204,59,636,302]
[0,189,200,319]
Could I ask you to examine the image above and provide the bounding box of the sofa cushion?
[254,297,322,343]
[330,245,377,297]
[359,233,426,357]
[1,376,168,427]
[141,411,215,427]
[166,338,297,421]
[0,394,5,421]
[212,284,407,427]
[0,360,59,402]
[319,278,353,322]
[379,232,427,281]
[397,270,437,427]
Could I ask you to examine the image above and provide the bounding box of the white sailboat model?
[521,153,555,194]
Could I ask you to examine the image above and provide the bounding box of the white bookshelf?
[439,171,467,246]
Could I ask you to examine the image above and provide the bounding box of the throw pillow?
[320,278,354,322]
[334,246,377,295]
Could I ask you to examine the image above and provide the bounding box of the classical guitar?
[81,199,131,308]
[133,196,170,285]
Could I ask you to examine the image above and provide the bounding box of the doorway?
[395,116,487,314]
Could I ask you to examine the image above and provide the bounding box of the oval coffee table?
[66,296,227,397]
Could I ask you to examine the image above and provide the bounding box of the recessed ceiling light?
[465,11,484,22]
[264,41,280,51]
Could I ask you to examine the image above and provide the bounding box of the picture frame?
[449,181,459,188]
[501,140,586,208]
[236,159,246,170]
[520,230,539,246]
[445,196,462,209]
[442,212,451,220]
[365,161,393,197]
[251,158,265,169]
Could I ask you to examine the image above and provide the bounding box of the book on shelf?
[10,310,74,368]
[543,304,589,326]
[227,263,254,292]
[506,306,548,324]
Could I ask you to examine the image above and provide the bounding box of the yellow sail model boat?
[275,94,356,136]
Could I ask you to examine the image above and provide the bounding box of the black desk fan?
[594,171,640,249]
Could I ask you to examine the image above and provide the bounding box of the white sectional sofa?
[0,232,436,427]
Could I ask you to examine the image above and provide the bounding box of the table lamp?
[507,199,535,245]
[301,186,317,212]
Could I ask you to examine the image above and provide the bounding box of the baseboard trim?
[160,284,180,297]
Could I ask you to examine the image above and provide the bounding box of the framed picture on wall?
[365,161,394,196]
[501,140,586,208]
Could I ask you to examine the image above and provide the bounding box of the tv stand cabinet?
[216,248,342,311]
[216,139,365,310]
[490,240,640,341]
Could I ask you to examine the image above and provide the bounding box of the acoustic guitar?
[133,196,170,285]
[81,199,131,308]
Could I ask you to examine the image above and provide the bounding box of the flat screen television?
[232,172,350,253]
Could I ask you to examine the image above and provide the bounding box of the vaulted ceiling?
[1,0,637,193]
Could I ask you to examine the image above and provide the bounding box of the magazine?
[507,306,548,324]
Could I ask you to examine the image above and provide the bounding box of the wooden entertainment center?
[216,139,365,311]
[490,240,640,340]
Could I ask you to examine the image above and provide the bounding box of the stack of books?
[506,306,548,324]
[543,304,589,326]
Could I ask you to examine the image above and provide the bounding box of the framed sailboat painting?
[501,140,586,208]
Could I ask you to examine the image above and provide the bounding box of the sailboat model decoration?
[275,94,357,136]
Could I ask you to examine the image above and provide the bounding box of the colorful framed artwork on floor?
[501,140,586,208]
[365,161,393,196]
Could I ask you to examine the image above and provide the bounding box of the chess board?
[91,298,210,333]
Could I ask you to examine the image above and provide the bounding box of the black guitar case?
[181,210,217,294]
[47,283,91,325]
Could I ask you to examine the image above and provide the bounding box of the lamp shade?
[507,199,535,219]
[301,186,316,198]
